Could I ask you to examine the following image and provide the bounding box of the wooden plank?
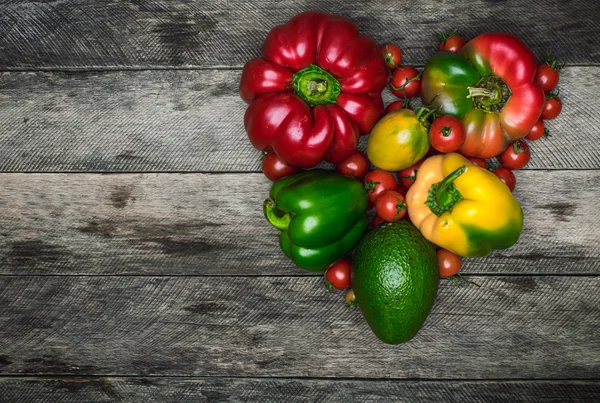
[0,378,599,403]
[0,171,598,276]
[0,276,598,378]
[0,0,597,69]
[0,67,598,172]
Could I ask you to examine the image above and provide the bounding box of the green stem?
[467,76,511,113]
[293,64,341,107]
[425,165,467,216]
[263,199,291,231]
[467,87,497,99]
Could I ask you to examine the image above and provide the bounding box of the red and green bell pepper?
[240,11,389,168]
[421,32,545,158]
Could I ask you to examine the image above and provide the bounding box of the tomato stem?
[513,141,525,154]
[364,180,380,193]
[402,171,417,181]
[390,70,422,98]
[441,126,452,137]
[384,45,399,67]
[393,197,407,219]
[437,29,458,43]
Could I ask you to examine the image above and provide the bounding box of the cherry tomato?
[437,249,462,278]
[390,66,421,99]
[336,151,369,180]
[535,63,559,93]
[380,44,403,70]
[499,140,530,170]
[262,152,299,182]
[345,289,356,306]
[525,120,548,141]
[398,160,423,189]
[364,169,397,204]
[371,214,385,229]
[467,157,487,170]
[375,190,407,222]
[325,258,352,290]
[541,94,562,120]
[396,184,407,198]
[493,167,516,192]
[438,31,466,53]
[385,100,405,114]
[429,116,466,153]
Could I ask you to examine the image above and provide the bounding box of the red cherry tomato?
[375,190,407,222]
[396,184,407,198]
[437,249,462,278]
[429,116,466,153]
[438,32,466,53]
[380,44,403,70]
[535,64,560,93]
[371,214,385,229]
[398,160,424,189]
[336,151,369,180]
[390,66,421,99]
[493,167,516,192]
[384,100,405,114]
[325,258,353,290]
[499,141,531,170]
[364,169,397,204]
[525,120,548,141]
[541,95,562,120]
[262,152,299,182]
[467,157,488,170]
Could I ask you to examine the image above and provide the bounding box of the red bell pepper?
[240,12,389,168]
[421,33,545,159]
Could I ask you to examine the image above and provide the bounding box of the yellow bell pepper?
[406,153,523,257]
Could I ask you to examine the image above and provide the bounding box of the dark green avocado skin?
[352,221,439,344]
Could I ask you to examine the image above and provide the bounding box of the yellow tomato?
[367,109,430,171]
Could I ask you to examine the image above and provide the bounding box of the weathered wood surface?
[0,276,598,378]
[0,171,597,276]
[0,67,598,172]
[0,0,599,399]
[0,378,599,403]
[0,0,597,69]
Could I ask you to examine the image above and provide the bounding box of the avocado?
[352,221,439,344]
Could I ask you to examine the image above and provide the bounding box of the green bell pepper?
[263,170,368,271]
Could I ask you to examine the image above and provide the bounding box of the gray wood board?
[0,0,598,69]
[0,378,599,403]
[0,171,597,276]
[0,67,597,172]
[0,275,598,378]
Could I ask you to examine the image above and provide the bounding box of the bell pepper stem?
[425,165,467,216]
[293,64,341,107]
[263,199,291,231]
[467,76,511,112]
[467,87,497,99]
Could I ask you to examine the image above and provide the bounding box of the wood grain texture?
[0,275,598,378]
[0,67,598,172]
[0,0,598,69]
[0,171,597,276]
[1,378,599,403]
